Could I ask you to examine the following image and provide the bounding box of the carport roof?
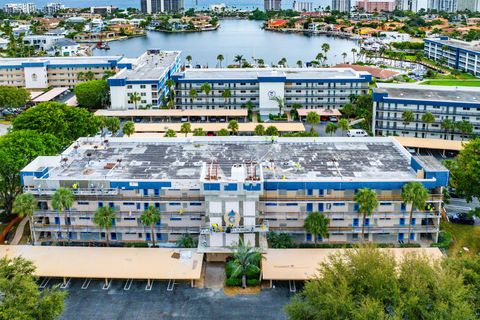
[262,248,443,280]
[0,246,203,280]
[393,136,465,152]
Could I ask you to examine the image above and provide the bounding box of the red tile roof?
[333,63,399,80]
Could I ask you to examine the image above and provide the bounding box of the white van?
[347,129,368,137]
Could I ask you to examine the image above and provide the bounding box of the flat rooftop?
[27,137,429,182]
[174,68,367,81]
[0,55,123,67]
[111,50,180,80]
[95,109,248,117]
[375,83,480,103]
[427,37,480,52]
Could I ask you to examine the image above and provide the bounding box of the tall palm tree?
[257,58,265,67]
[321,43,330,65]
[342,52,347,63]
[351,48,358,63]
[304,211,329,245]
[230,239,261,288]
[165,79,175,102]
[455,120,473,141]
[221,89,232,106]
[234,54,243,67]
[189,88,198,102]
[272,96,285,116]
[354,188,379,242]
[325,122,337,136]
[12,193,37,244]
[401,182,429,244]
[200,82,211,108]
[421,112,435,136]
[441,119,454,140]
[140,205,161,247]
[51,188,74,244]
[186,55,192,64]
[296,60,303,68]
[402,110,414,136]
[228,119,239,135]
[176,234,196,248]
[315,52,324,66]
[217,54,224,68]
[130,92,141,109]
[306,111,320,126]
[93,206,116,247]
[338,118,350,136]
[180,122,192,137]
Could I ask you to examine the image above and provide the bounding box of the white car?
[347,129,368,137]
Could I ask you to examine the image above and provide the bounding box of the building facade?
[264,0,282,11]
[43,2,65,15]
[457,0,480,11]
[356,0,396,12]
[109,50,181,109]
[21,137,447,247]
[292,1,313,11]
[0,55,128,89]
[332,0,351,12]
[172,68,371,120]
[163,0,184,12]
[424,37,480,77]
[373,83,480,140]
[140,0,163,13]
[3,2,36,14]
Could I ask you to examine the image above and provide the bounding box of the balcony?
[200,224,269,235]
[259,194,443,202]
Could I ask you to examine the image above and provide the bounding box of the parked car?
[448,212,475,225]
[347,129,368,137]
[329,116,338,122]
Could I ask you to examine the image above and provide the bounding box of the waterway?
[93,19,359,67]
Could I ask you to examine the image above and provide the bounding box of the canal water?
[92,19,359,67]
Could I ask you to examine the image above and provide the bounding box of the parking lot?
[58,279,292,320]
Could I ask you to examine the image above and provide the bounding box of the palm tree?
[234,54,243,67]
[315,52,324,66]
[180,122,192,137]
[441,119,454,140]
[455,120,473,141]
[257,58,265,67]
[265,126,279,136]
[254,124,265,136]
[401,182,429,244]
[164,129,177,137]
[321,43,330,65]
[105,117,120,136]
[272,96,285,116]
[304,211,329,245]
[140,205,161,247]
[217,128,229,136]
[306,111,320,126]
[93,206,116,247]
[296,60,303,68]
[200,82,211,108]
[278,57,287,67]
[338,118,350,136]
[221,89,232,106]
[85,71,95,81]
[228,120,239,135]
[122,121,135,137]
[51,188,74,244]
[230,239,261,288]
[176,234,196,248]
[189,88,198,102]
[130,92,141,109]
[351,48,358,63]
[165,79,175,102]
[402,110,414,136]
[342,52,347,63]
[325,122,338,136]
[193,127,206,136]
[12,193,37,244]
[354,188,379,242]
[217,54,224,68]
[421,112,435,136]
[186,55,192,64]
[77,72,85,81]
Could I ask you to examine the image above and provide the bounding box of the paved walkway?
[11,217,28,245]
[204,262,225,289]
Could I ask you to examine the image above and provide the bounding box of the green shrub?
[431,231,452,249]
[247,279,260,286]
[246,265,260,279]
[225,260,235,278]
[225,278,242,287]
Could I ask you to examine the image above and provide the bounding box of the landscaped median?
[420,79,480,87]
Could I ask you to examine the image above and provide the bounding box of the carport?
[393,136,465,155]
[32,87,69,104]
[262,248,443,292]
[0,245,203,291]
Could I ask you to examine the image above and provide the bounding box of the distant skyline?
[0,0,333,10]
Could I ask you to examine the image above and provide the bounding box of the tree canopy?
[73,79,109,109]
[12,102,101,147]
[0,256,66,320]
[285,246,476,320]
[0,86,30,109]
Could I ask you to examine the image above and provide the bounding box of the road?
[444,197,480,226]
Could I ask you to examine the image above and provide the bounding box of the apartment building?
[332,0,351,12]
[21,137,447,247]
[424,37,480,77]
[108,50,181,109]
[0,55,130,89]
[373,83,480,140]
[3,2,36,14]
[355,0,396,12]
[43,2,65,15]
[264,0,282,11]
[292,1,313,11]
[172,68,371,120]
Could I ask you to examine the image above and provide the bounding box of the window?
[353,218,359,227]
[124,217,135,221]
[170,217,181,221]
[78,201,89,205]
[400,218,405,226]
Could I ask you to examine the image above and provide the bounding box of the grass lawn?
[0,120,11,125]
[420,79,480,87]
[441,221,480,256]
